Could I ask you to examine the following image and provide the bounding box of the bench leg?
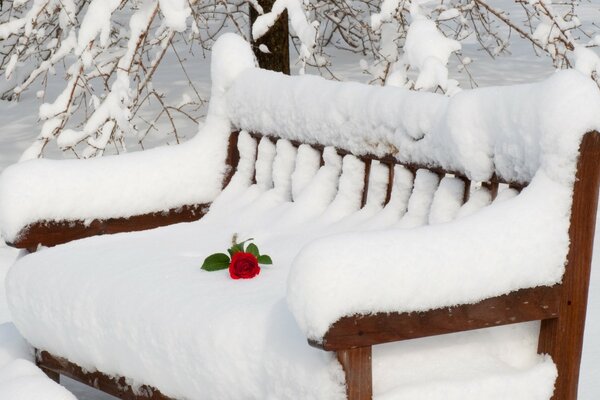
[539,314,586,400]
[337,346,372,400]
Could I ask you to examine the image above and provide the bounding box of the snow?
[157,0,190,32]
[252,0,317,72]
[404,17,461,91]
[0,130,229,243]
[0,321,76,400]
[0,358,77,400]
[0,22,599,400]
[428,176,465,224]
[5,135,561,398]
[227,67,600,185]
[288,170,571,341]
[371,0,401,31]
[4,32,597,394]
[75,0,121,52]
[396,169,439,229]
[0,33,256,244]
[575,45,600,77]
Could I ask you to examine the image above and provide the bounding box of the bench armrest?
[287,170,572,343]
[309,285,560,351]
[0,130,235,249]
[7,203,209,250]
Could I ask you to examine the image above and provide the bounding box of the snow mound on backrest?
[227,68,600,184]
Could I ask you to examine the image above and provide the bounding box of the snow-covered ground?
[1,4,600,399]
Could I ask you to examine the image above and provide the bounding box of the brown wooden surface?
[337,347,373,400]
[312,285,560,351]
[458,175,471,204]
[37,350,174,400]
[223,131,240,189]
[40,364,60,383]
[250,1,290,74]
[10,204,209,250]
[361,159,372,208]
[538,131,600,400]
[384,163,394,205]
[482,180,499,200]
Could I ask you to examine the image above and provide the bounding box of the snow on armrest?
[287,171,571,342]
[280,68,600,342]
[0,126,230,246]
[0,33,257,246]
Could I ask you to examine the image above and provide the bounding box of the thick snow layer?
[0,323,75,400]
[227,68,600,184]
[288,170,571,341]
[6,139,558,398]
[0,34,256,244]
[0,127,229,243]
[1,33,598,398]
[0,242,18,323]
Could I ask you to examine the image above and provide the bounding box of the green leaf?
[201,253,230,271]
[228,243,244,256]
[246,243,259,257]
[257,254,273,265]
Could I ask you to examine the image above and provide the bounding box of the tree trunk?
[250,0,290,75]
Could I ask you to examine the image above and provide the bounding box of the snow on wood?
[6,151,560,399]
[227,67,600,184]
[0,33,256,243]
[1,33,599,400]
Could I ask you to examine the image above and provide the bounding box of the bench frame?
[10,131,599,400]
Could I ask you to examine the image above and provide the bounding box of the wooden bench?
[6,126,599,400]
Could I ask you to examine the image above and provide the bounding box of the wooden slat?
[361,159,372,208]
[538,131,600,400]
[383,163,394,205]
[222,130,240,189]
[482,180,499,200]
[458,176,471,204]
[10,204,209,250]
[36,350,174,400]
[245,132,530,188]
[311,285,560,351]
[337,347,372,400]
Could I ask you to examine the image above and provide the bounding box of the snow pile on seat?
[6,132,559,398]
[227,68,600,184]
[0,33,255,244]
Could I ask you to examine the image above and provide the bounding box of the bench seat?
[6,142,557,399]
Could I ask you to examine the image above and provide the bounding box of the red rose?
[229,252,260,279]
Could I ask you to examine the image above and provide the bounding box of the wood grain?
[311,285,560,351]
[337,347,372,400]
[361,159,372,208]
[10,204,209,250]
[538,131,600,400]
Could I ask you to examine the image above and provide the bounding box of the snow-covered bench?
[1,34,600,400]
